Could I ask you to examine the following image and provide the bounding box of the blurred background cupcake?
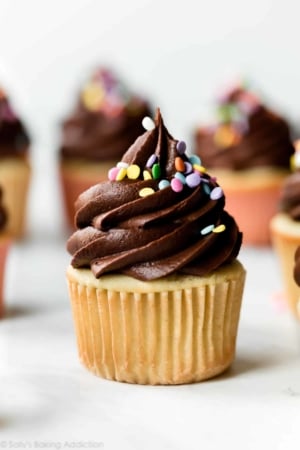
[0,186,11,317]
[194,79,294,246]
[58,67,152,228]
[0,85,31,238]
[270,141,300,319]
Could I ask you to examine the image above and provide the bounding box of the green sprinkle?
[152,163,161,180]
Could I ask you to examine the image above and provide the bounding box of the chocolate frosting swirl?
[195,86,294,170]
[279,171,300,220]
[0,89,30,157]
[59,68,152,161]
[67,109,242,281]
[294,246,300,286]
[0,187,7,231]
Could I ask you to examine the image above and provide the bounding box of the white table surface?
[0,168,300,449]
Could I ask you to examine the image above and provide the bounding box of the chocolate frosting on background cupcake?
[0,187,7,231]
[294,246,300,286]
[279,141,300,220]
[0,87,30,157]
[67,109,242,281]
[195,82,294,170]
[60,68,152,161]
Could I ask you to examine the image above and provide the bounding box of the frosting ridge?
[68,109,242,281]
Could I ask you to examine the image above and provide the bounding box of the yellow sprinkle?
[213,224,226,233]
[143,170,152,180]
[81,82,104,111]
[193,164,207,173]
[127,164,141,180]
[139,187,155,197]
[116,167,127,181]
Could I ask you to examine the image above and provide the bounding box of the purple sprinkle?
[146,154,157,168]
[186,173,201,188]
[176,141,186,155]
[184,162,193,174]
[171,178,183,193]
[210,176,217,183]
[210,186,223,200]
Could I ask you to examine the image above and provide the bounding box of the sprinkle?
[174,172,186,184]
[139,187,155,197]
[193,164,206,173]
[184,162,193,174]
[210,187,223,200]
[152,163,161,179]
[116,167,127,181]
[186,172,201,188]
[176,140,186,155]
[171,178,183,192]
[143,170,152,180]
[127,164,141,179]
[203,183,211,195]
[189,155,201,166]
[214,124,239,148]
[108,167,119,181]
[142,116,155,131]
[81,82,104,111]
[213,224,226,233]
[158,179,170,190]
[117,161,129,169]
[146,154,157,168]
[201,224,214,235]
[175,157,185,172]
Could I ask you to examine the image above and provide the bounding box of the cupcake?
[0,187,11,318]
[270,141,300,318]
[59,67,152,228]
[194,80,294,245]
[0,86,31,238]
[66,109,246,385]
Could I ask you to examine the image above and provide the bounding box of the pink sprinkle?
[171,178,183,192]
[210,186,223,200]
[108,167,119,181]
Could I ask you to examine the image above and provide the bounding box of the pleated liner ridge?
[67,261,245,385]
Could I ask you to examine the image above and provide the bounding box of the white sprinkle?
[142,116,156,131]
[117,161,129,169]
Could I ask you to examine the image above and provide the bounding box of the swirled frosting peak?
[0,87,30,157]
[67,109,242,281]
[195,80,294,170]
[59,67,152,161]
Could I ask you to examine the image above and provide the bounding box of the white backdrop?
[0,0,299,234]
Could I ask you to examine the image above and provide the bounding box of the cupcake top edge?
[67,108,243,281]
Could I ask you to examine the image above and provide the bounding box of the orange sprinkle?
[175,157,185,172]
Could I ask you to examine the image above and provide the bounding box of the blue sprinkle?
[189,154,201,166]
[200,224,214,235]
[203,183,211,195]
[174,172,186,184]
[158,179,170,190]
